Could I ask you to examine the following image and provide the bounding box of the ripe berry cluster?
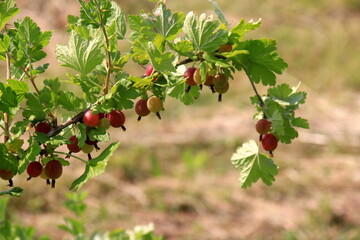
[69,109,126,159]
[183,65,230,102]
[255,118,278,157]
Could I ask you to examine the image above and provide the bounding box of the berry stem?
[4,53,11,143]
[175,58,194,68]
[243,67,268,119]
[53,151,88,164]
[7,53,56,122]
[95,1,112,95]
[48,107,90,137]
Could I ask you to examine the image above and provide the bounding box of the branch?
[48,107,90,137]
[8,53,56,122]
[4,53,11,143]
[96,2,112,95]
[243,67,267,118]
[175,58,194,68]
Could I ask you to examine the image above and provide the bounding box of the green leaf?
[10,119,30,138]
[58,217,85,235]
[69,142,120,191]
[16,17,52,47]
[268,109,285,136]
[208,0,229,26]
[0,34,10,53]
[63,192,88,217]
[70,74,102,103]
[18,141,41,174]
[168,39,195,58]
[111,2,126,40]
[231,140,278,188]
[203,52,232,68]
[77,123,87,148]
[14,17,52,63]
[292,117,310,129]
[5,138,23,153]
[56,31,105,74]
[58,91,86,112]
[0,0,20,31]
[0,82,19,115]
[183,11,228,52]
[112,85,140,110]
[229,18,261,42]
[0,187,23,197]
[149,3,185,40]
[0,153,19,174]
[87,128,110,142]
[168,82,201,105]
[234,39,288,86]
[268,83,306,106]
[7,79,29,101]
[145,35,176,72]
[22,93,46,119]
[131,37,150,65]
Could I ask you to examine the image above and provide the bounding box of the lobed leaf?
[183,11,228,52]
[0,0,20,31]
[231,140,278,188]
[56,31,105,75]
[0,187,23,197]
[233,39,288,86]
[70,142,120,191]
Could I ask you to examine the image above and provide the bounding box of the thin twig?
[48,107,90,137]
[8,53,56,121]
[96,1,112,95]
[4,53,11,143]
[175,58,194,68]
[243,67,267,118]
[53,151,88,164]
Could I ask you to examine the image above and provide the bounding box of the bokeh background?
[2,0,360,239]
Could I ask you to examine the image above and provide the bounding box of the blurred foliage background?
[1,0,360,239]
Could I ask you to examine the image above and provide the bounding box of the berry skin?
[98,113,105,119]
[40,167,48,179]
[135,99,151,117]
[81,144,94,154]
[193,68,202,85]
[147,96,163,113]
[45,160,63,180]
[67,135,81,153]
[214,81,229,94]
[35,121,51,134]
[204,73,214,86]
[145,65,158,82]
[213,74,228,88]
[261,133,278,151]
[83,110,100,127]
[97,118,111,129]
[0,169,14,180]
[27,161,43,178]
[85,137,98,145]
[145,64,155,76]
[184,67,198,86]
[107,110,126,128]
[256,119,272,135]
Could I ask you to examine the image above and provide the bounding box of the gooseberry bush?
[0,0,309,196]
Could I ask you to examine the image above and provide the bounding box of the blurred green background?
[2,0,360,239]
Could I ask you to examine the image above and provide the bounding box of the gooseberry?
[35,121,51,134]
[256,119,272,135]
[83,110,100,127]
[67,135,81,153]
[262,133,278,151]
[107,110,126,128]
